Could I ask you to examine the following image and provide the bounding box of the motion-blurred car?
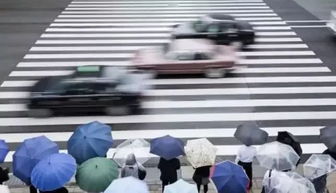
[132,39,238,78]
[172,14,255,46]
[27,66,148,117]
[328,11,336,36]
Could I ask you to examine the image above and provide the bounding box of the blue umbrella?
[0,140,9,163]
[68,121,113,164]
[150,135,184,160]
[13,136,59,184]
[31,153,76,191]
[211,161,249,193]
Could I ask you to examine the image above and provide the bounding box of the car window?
[207,24,221,33]
[220,23,237,32]
[176,52,195,61]
[193,20,206,32]
[194,53,213,60]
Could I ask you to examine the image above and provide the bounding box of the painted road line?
[2,143,327,162]
[0,112,336,125]
[61,10,275,14]
[5,98,336,112]
[68,3,267,7]
[50,21,286,27]
[5,76,336,88]
[9,67,329,77]
[71,0,265,3]
[290,25,328,28]
[4,86,336,99]
[238,58,322,64]
[64,6,271,10]
[0,126,322,143]
[24,51,316,59]
[34,38,300,44]
[246,44,307,49]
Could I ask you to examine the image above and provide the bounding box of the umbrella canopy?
[265,171,316,193]
[13,136,59,184]
[277,131,302,157]
[303,154,336,180]
[320,126,336,152]
[68,121,113,164]
[184,138,217,168]
[234,123,268,146]
[256,141,300,171]
[104,176,149,193]
[0,185,10,193]
[211,161,249,193]
[0,140,9,163]
[113,138,150,167]
[150,135,185,160]
[31,153,76,191]
[164,179,198,193]
[76,157,119,192]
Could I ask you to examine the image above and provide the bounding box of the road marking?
[0,112,336,125]
[4,86,336,99]
[5,98,336,112]
[71,0,265,3]
[5,76,336,88]
[290,25,328,28]
[30,45,147,51]
[68,3,268,7]
[61,10,275,14]
[65,6,270,10]
[24,51,316,59]
[246,44,306,48]
[34,38,300,44]
[2,143,327,162]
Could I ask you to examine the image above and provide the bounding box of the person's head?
[125,153,137,165]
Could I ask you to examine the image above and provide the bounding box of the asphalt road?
[0,0,336,169]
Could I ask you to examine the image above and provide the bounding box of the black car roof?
[207,14,235,21]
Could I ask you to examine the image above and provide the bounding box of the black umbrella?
[320,126,336,153]
[234,123,268,146]
[276,131,302,157]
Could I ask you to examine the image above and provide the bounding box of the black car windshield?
[193,20,207,32]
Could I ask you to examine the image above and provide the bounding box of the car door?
[220,22,239,43]
[205,23,222,42]
[60,82,96,107]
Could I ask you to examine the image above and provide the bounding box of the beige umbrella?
[184,138,217,168]
[0,185,10,193]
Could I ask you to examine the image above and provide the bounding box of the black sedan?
[172,14,255,46]
[27,66,148,117]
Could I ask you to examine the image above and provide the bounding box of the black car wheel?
[27,108,53,118]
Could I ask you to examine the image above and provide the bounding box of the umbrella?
[256,141,300,171]
[303,154,336,180]
[0,185,10,193]
[150,135,185,160]
[234,123,268,146]
[68,121,113,164]
[164,179,198,193]
[0,140,9,163]
[320,126,336,152]
[277,131,302,157]
[211,161,249,193]
[31,153,76,191]
[184,138,217,168]
[13,136,59,184]
[76,157,119,192]
[264,171,316,193]
[113,138,150,167]
[104,176,149,193]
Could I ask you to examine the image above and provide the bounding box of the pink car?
[132,39,238,78]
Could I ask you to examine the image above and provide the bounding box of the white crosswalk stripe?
[0,0,332,168]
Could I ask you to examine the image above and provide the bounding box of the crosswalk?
[0,0,333,166]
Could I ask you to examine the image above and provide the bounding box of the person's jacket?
[158,158,180,181]
[0,167,9,184]
[192,165,211,184]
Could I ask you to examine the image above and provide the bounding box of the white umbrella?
[104,176,149,193]
[264,171,316,193]
[0,185,10,193]
[164,179,198,193]
[303,154,336,180]
[256,141,300,171]
[184,138,217,168]
[113,138,150,167]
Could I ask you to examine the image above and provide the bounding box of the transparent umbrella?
[264,171,316,193]
[184,138,217,168]
[256,141,300,171]
[113,138,150,167]
[303,154,336,180]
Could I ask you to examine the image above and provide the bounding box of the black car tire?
[205,68,227,78]
[27,108,53,118]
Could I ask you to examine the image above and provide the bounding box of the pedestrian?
[192,165,211,193]
[40,187,69,193]
[29,185,38,193]
[0,167,9,185]
[235,144,257,190]
[158,157,180,192]
[121,153,147,180]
